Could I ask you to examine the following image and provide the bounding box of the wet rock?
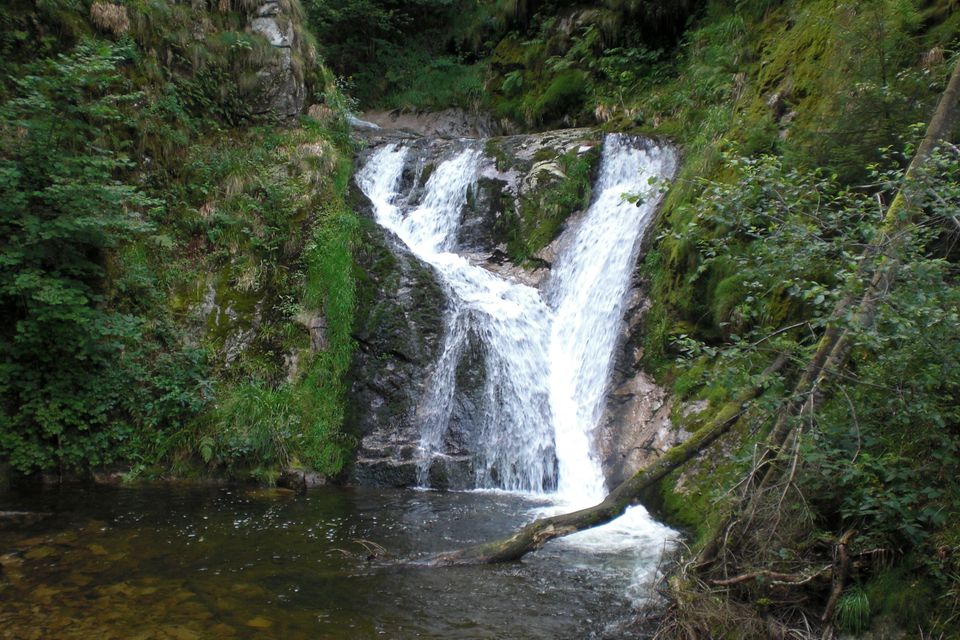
[68,572,93,587]
[349,457,420,487]
[92,469,126,485]
[426,455,475,491]
[24,546,57,560]
[163,626,202,640]
[346,197,448,486]
[597,371,685,487]
[245,616,273,629]
[277,468,327,491]
[209,623,238,637]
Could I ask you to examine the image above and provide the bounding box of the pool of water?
[0,485,673,639]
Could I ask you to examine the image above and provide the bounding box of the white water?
[356,134,678,590]
[356,143,556,492]
[548,135,675,505]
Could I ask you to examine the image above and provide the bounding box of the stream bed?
[0,484,673,639]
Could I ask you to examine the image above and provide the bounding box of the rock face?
[346,195,449,487]
[357,109,512,139]
[595,282,690,487]
[248,0,310,117]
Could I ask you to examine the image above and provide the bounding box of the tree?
[0,40,157,472]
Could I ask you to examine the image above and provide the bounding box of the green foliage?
[865,565,937,629]
[835,586,871,633]
[213,383,298,469]
[525,69,588,124]
[661,144,960,632]
[504,146,598,262]
[303,0,483,107]
[0,40,208,473]
[186,129,358,477]
[383,56,486,111]
[0,0,355,479]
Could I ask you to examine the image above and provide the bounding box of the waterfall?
[547,136,676,505]
[355,134,676,501]
[356,143,557,492]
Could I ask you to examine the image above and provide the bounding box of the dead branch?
[707,564,832,587]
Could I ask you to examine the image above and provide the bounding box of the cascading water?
[547,136,676,506]
[356,134,678,579]
[356,143,557,493]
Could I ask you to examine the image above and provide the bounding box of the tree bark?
[426,355,787,566]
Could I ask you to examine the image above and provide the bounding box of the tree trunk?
[426,355,787,566]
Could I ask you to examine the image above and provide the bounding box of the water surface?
[0,485,670,639]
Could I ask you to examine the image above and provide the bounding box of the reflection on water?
[0,485,666,639]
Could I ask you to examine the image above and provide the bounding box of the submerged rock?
[0,511,53,530]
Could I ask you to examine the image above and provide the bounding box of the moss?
[505,145,601,263]
[864,565,936,629]
[656,398,765,544]
[524,70,589,125]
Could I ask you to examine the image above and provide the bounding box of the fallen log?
[426,354,787,566]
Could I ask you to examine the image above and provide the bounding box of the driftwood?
[426,355,787,566]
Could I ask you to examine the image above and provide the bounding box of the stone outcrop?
[357,109,512,139]
[247,0,312,118]
[594,280,690,487]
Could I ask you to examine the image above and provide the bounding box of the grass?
[835,586,871,634]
